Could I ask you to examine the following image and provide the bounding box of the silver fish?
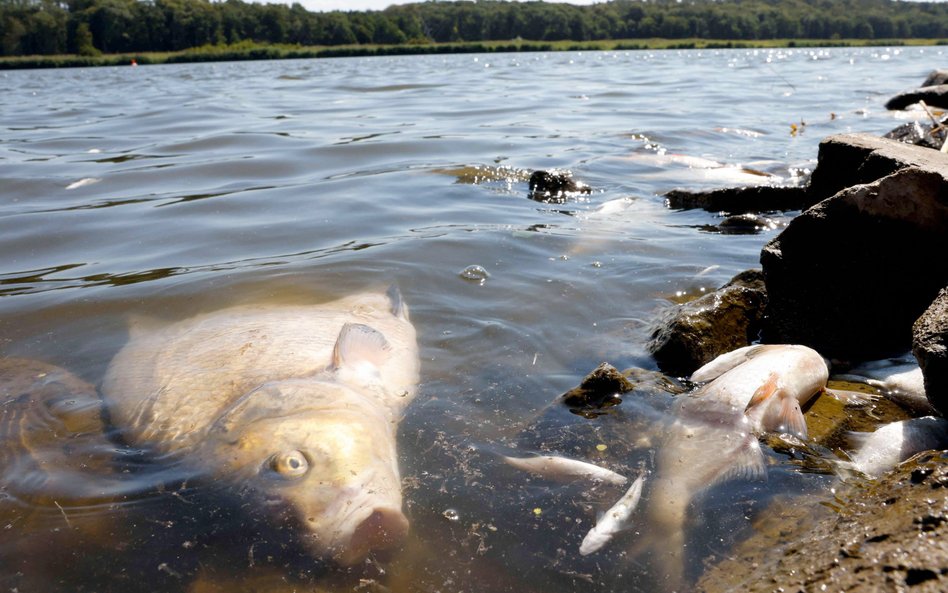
[101,287,419,566]
[847,416,948,478]
[502,454,627,485]
[837,357,934,415]
[640,344,829,590]
[579,473,646,556]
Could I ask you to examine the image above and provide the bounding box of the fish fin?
[691,345,768,383]
[744,372,780,412]
[713,436,767,486]
[331,323,391,370]
[775,395,807,439]
[824,387,880,406]
[386,284,409,320]
[126,314,163,339]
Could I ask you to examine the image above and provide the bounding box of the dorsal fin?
[386,284,409,320]
[331,323,391,370]
[126,314,164,339]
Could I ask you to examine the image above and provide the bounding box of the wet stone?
[913,287,948,416]
[883,119,947,150]
[648,269,768,377]
[527,169,591,204]
[557,362,635,410]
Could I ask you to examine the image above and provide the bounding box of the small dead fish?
[502,454,627,486]
[579,473,646,555]
[846,416,948,478]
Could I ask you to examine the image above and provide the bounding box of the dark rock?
[913,288,948,415]
[528,169,591,204]
[762,166,948,361]
[886,84,948,110]
[648,269,768,377]
[805,133,948,202]
[715,213,780,234]
[922,69,948,87]
[664,184,811,214]
[697,451,948,593]
[558,362,634,410]
[883,119,946,150]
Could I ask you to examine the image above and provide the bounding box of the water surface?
[0,47,935,592]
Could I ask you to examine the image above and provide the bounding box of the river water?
[0,47,937,592]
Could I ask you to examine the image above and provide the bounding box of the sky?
[272,1,606,13]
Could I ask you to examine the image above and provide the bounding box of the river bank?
[0,37,943,70]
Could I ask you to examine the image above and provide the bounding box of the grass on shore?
[1,37,944,69]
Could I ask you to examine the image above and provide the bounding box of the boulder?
[805,133,948,201]
[886,84,948,110]
[647,269,767,377]
[528,169,590,204]
[664,185,811,214]
[913,288,948,415]
[762,165,948,361]
[922,68,948,87]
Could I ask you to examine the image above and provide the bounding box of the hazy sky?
[267,0,606,12]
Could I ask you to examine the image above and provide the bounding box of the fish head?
[205,378,409,565]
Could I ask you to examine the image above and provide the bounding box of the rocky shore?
[639,69,948,591]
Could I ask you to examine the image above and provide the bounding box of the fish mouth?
[296,485,410,566]
[330,505,410,566]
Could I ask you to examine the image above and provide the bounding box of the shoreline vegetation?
[3,0,948,69]
[1,37,944,70]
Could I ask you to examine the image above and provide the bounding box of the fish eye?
[269,450,309,478]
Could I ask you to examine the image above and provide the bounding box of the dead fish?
[101,287,420,566]
[579,473,646,555]
[836,358,934,415]
[846,416,948,478]
[501,454,627,485]
[690,344,830,439]
[634,344,828,590]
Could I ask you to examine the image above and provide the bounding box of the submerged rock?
[647,269,768,377]
[762,165,948,361]
[886,84,948,110]
[914,287,948,415]
[528,169,591,203]
[558,362,634,411]
[697,451,948,593]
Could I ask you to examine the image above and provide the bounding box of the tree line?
[2,0,948,58]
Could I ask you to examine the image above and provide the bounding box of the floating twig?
[53,500,72,528]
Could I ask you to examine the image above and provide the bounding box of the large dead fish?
[622,345,829,590]
[101,287,420,566]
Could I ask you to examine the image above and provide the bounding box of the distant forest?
[3,0,948,57]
